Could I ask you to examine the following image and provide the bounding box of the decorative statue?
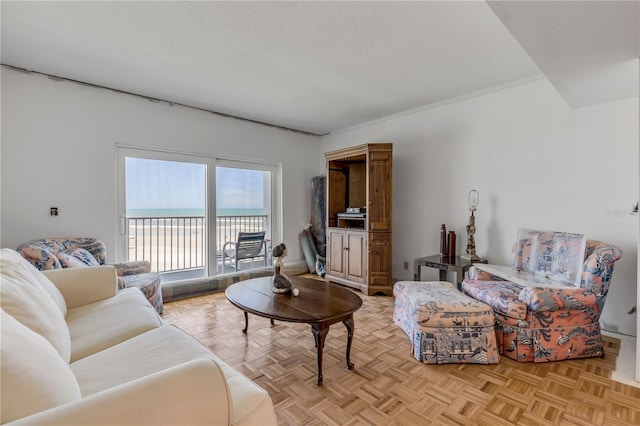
[461,189,481,261]
[271,243,292,293]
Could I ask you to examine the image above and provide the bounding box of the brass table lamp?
[461,189,481,261]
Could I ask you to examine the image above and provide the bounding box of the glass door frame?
[116,145,282,277]
[216,159,281,273]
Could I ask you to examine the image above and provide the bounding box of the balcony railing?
[127,214,268,274]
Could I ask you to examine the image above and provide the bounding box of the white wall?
[1,69,323,263]
[2,69,637,336]
[321,78,639,336]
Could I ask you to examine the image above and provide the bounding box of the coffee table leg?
[343,316,355,370]
[311,323,329,386]
[243,314,273,333]
[242,311,248,334]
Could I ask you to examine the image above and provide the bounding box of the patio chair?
[222,231,267,273]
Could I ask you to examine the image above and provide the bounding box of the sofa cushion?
[1,248,67,315]
[16,238,107,269]
[66,287,164,362]
[462,279,528,320]
[71,325,277,425]
[57,248,100,268]
[16,244,63,270]
[1,310,81,424]
[0,248,71,362]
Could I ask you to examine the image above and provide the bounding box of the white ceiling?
[489,1,639,109]
[1,1,638,136]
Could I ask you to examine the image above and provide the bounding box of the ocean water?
[127,208,266,218]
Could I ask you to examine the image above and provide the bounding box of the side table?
[413,255,487,290]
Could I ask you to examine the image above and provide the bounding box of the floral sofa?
[16,238,163,313]
[462,230,622,362]
[0,248,277,425]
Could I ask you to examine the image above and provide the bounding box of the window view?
[125,158,207,280]
[123,155,274,281]
[216,166,272,274]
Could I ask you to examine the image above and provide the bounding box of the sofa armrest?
[109,260,152,276]
[519,286,598,312]
[42,266,118,309]
[467,266,507,281]
[581,242,622,297]
[6,359,232,426]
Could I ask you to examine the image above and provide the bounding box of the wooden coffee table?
[225,275,363,386]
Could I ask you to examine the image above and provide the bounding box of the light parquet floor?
[162,279,640,425]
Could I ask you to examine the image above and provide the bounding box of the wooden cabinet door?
[326,228,346,278]
[367,232,392,288]
[368,149,392,231]
[345,230,366,283]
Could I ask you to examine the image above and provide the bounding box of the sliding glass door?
[124,156,207,280]
[216,161,274,273]
[117,147,280,281]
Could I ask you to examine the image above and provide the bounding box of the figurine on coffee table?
[271,243,292,293]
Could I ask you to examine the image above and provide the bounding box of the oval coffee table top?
[225,275,362,324]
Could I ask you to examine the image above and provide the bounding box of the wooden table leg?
[343,316,355,370]
[242,311,248,334]
[311,323,329,386]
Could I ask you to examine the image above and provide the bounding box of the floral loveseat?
[16,238,163,313]
[462,230,622,362]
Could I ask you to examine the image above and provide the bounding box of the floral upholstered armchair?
[16,238,163,313]
[462,229,622,363]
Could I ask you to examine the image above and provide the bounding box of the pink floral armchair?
[16,238,163,313]
[462,230,622,362]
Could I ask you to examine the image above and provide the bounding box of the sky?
[125,158,264,210]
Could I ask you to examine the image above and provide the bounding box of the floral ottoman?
[393,281,499,364]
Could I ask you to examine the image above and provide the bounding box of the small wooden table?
[225,276,363,386]
[414,255,487,290]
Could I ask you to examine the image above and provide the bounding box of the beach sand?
[127,216,268,272]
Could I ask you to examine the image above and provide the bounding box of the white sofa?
[0,248,277,425]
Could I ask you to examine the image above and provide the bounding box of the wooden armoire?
[324,143,392,296]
